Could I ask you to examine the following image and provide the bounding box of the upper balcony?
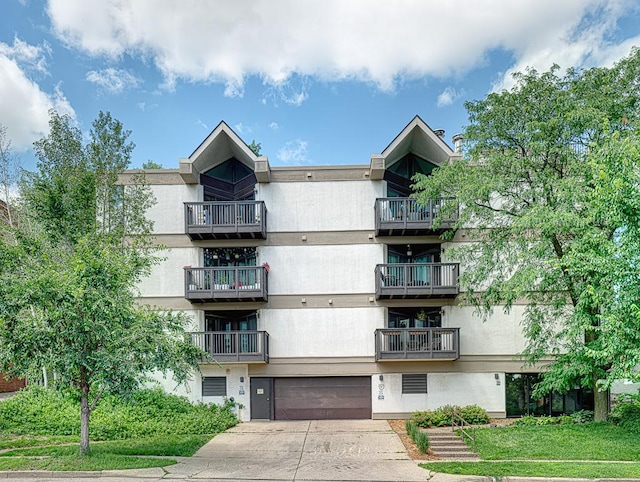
[185,266,268,302]
[184,201,267,240]
[375,263,459,299]
[375,327,460,361]
[375,198,457,236]
[189,330,269,363]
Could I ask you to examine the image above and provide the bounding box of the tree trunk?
[593,373,609,422]
[80,385,91,456]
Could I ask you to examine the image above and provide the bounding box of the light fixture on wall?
[240,376,244,383]
[407,244,412,256]
[379,374,384,381]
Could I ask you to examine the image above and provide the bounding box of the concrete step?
[425,428,479,461]
[429,441,469,450]
[429,437,469,444]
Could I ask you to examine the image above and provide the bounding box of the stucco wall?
[446,305,527,356]
[260,244,383,295]
[138,248,198,297]
[257,181,383,232]
[372,372,505,416]
[262,307,384,358]
[147,184,201,235]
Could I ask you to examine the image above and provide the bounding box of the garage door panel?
[274,377,371,420]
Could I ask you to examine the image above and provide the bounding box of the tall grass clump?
[406,419,430,453]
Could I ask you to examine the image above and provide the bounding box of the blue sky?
[1,0,640,173]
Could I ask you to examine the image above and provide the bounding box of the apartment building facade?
[129,116,594,421]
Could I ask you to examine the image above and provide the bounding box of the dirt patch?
[387,419,440,461]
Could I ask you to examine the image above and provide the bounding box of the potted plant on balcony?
[214,274,230,290]
[262,262,270,273]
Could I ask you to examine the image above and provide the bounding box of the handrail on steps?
[451,412,476,452]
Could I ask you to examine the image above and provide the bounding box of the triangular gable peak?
[179,121,259,184]
[381,115,454,168]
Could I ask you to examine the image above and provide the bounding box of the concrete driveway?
[165,419,429,481]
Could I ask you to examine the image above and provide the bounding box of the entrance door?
[250,378,273,419]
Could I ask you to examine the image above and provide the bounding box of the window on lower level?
[402,374,428,394]
[202,376,227,396]
[505,373,594,417]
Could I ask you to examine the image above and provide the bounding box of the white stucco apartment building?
[127,116,596,421]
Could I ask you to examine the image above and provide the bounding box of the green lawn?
[473,422,640,460]
[423,422,640,479]
[0,434,79,450]
[0,434,214,471]
[421,461,640,479]
[0,434,213,457]
[0,454,176,471]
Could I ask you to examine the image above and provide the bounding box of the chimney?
[452,133,463,153]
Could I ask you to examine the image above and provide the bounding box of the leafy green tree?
[0,110,202,455]
[0,124,20,226]
[413,48,640,421]
[248,139,262,156]
[141,160,163,169]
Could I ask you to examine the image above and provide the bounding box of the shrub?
[609,401,640,434]
[0,386,238,439]
[460,405,491,425]
[511,414,581,427]
[570,410,594,424]
[0,385,78,435]
[512,415,557,426]
[405,420,429,453]
[411,411,434,428]
[557,415,574,425]
[411,404,490,428]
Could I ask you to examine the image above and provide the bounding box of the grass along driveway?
[420,422,640,479]
[471,423,640,461]
[421,461,640,479]
[0,434,214,471]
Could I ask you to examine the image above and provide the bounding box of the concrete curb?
[3,469,640,481]
[0,467,166,479]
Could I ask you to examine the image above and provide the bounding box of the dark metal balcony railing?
[375,198,457,235]
[189,331,269,363]
[375,327,460,361]
[184,201,267,239]
[375,263,459,299]
[185,266,268,302]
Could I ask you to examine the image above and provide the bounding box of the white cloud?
[46,0,638,95]
[0,36,50,75]
[491,1,638,91]
[269,122,279,131]
[86,68,142,94]
[262,75,309,106]
[234,122,251,135]
[437,87,464,107]
[276,139,310,165]
[137,101,158,111]
[0,38,75,150]
[196,119,208,130]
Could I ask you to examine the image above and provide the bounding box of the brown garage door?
[274,377,371,420]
